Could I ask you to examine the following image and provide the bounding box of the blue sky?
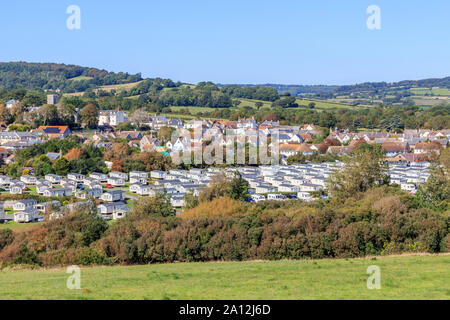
[0,0,449,85]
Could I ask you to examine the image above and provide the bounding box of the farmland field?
[0,254,448,300]
[410,87,450,96]
[296,98,369,110]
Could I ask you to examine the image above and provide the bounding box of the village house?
[98,110,128,127]
[140,135,160,152]
[414,142,442,156]
[382,141,410,157]
[36,126,72,139]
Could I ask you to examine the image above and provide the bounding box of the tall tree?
[81,103,99,128]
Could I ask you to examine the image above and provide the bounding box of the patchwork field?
[0,254,448,300]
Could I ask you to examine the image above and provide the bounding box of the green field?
[169,106,221,115]
[296,98,369,110]
[0,255,448,300]
[410,87,450,96]
[68,76,94,82]
[0,222,40,231]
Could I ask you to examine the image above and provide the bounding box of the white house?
[20,175,37,185]
[101,190,125,202]
[14,208,39,223]
[297,192,314,202]
[98,110,127,127]
[129,183,154,196]
[10,184,24,195]
[151,170,167,179]
[130,171,148,179]
[89,172,108,183]
[170,195,185,208]
[45,174,62,184]
[109,171,128,180]
[43,188,72,197]
[0,175,12,185]
[107,177,126,187]
[13,199,37,211]
[130,176,147,185]
[67,173,85,183]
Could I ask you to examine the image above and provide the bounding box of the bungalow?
[170,195,185,208]
[36,183,51,195]
[130,176,147,185]
[97,202,130,220]
[83,177,102,189]
[129,183,154,196]
[10,184,24,195]
[13,199,37,211]
[44,188,72,197]
[35,200,61,213]
[298,184,322,192]
[0,175,12,185]
[67,173,85,183]
[20,175,37,185]
[76,187,103,200]
[151,170,167,179]
[129,171,148,179]
[101,190,125,202]
[297,192,314,202]
[14,208,39,223]
[109,171,129,180]
[45,174,63,184]
[278,184,300,193]
[89,172,108,183]
[107,177,126,187]
[255,184,277,194]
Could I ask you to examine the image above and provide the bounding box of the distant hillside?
[221,77,450,97]
[0,62,143,93]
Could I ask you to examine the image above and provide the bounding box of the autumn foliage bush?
[0,187,448,267]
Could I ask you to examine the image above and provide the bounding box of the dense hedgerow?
[0,186,448,267]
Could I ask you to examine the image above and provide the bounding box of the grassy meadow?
[0,254,448,300]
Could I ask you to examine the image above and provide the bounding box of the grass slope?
[0,255,448,300]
